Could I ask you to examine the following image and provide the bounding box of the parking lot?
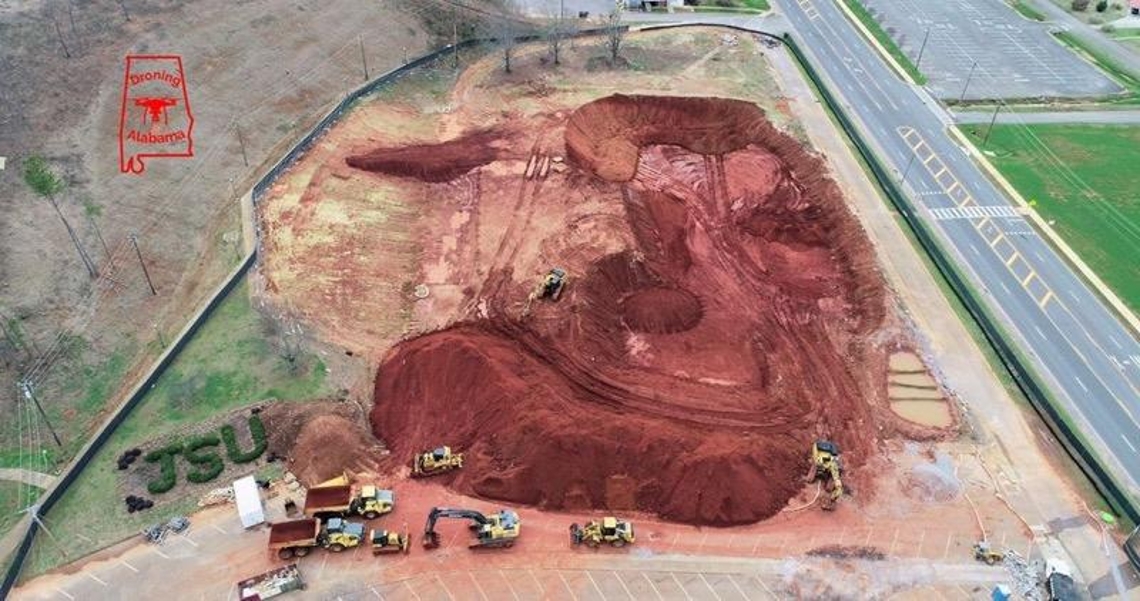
[858,0,1121,99]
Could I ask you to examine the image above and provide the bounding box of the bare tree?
[495,17,519,73]
[23,156,98,278]
[546,8,567,65]
[604,8,625,65]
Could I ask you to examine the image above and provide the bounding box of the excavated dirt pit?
[368,95,891,526]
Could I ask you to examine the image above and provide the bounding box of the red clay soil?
[371,95,887,526]
[345,128,505,183]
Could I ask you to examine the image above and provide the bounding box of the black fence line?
[7,22,1135,597]
[777,34,1140,528]
[0,26,622,596]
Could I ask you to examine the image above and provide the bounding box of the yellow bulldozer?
[522,268,567,316]
[973,541,1004,565]
[370,528,411,555]
[569,517,635,548]
[411,446,464,478]
[805,440,844,511]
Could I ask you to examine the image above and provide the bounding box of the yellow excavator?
[422,507,521,549]
[411,446,464,478]
[805,440,844,511]
[523,268,567,316]
[569,517,635,548]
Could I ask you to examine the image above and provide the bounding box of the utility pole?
[915,27,931,71]
[128,233,157,295]
[959,60,977,104]
[235,124,249,168]
[117,0,131,21]
[19,381,62,448]
[52,16,71,58]
[982,104,1002,147]
[453,21,459,70]
[900,152,917,186]
[86,213,113,266]
[358,35,369,81]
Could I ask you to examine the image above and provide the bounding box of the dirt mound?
[371,95,887,525]
[806,545,887,560]
[345,128,504,182]
[290,414,384,486]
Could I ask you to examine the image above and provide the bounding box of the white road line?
[86,573,108,586]
[671,573,695,601]
[558,571,580,601]
[1074,376,1089,392]
[611,571,635,600]
[120,560,139,573]
[1122,435,1138,453]
[1109,335,1124,350]
[699,574,725,601]
[642,573,666,601]
[55,589,75,600]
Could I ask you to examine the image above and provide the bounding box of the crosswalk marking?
[929,205,1021,220]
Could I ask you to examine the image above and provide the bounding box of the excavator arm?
[422,507,490,549]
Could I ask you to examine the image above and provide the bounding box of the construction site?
[9,23,1122,601]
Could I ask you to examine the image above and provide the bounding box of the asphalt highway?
[774,0,1140,496]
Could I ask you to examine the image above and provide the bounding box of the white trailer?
[234,475,265,528]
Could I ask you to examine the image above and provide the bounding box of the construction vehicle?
[569,517,635,548]
[1044,558,1079,601]
[522,268,567,315]
[303,484,394,520]
[804,440,844,510]
[411,446,464,477]
[370,528,411,555]
[237,564,305,601]
[268,517,365,560]
[972,540,1004,565]
[422,507,520,549]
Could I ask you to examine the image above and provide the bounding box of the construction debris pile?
[368,95,891,525]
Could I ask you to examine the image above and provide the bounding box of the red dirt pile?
[371,95,887,525]
[345,128,505,182]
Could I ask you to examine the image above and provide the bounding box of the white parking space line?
[469,571,490,601]
[586,571,606,599]
[119,559,139,573]
[749,575,778,600]
[500,569,522,601]
[559,571,580,601]
[727,575,758,601]
[642,573,666,601]
[528,569,547,595]
[611,571,635,600]
[153,548,170,559]
[1123,435,1138,453]
[85,572,108,587]
[671,573,694,601]
[403,580,422,601]
[435,575,457,601]
[211,523,227,534]
[54,589,75,600]
[370,586,383,599]
[699,574,725,601]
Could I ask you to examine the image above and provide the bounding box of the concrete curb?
[830,0,918,86]
[945,125,1140,338]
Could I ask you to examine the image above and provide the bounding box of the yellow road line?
[1005,252,1020,267]
[1021,270,1036,287]
[988,231,1006,248]
[1038,290,1054,309]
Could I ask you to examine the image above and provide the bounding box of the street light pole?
[19,381,63,448]
[959,60,977,104]
[915,27,931,71]
[982,104,1002,147]
[129,232,157,296]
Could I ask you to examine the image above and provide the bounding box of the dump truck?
[303,484,394,520]
[268,517,364,560]
[237,564,304,600]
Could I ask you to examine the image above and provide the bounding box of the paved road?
[771,0,1140,500]
[860,0,1120,100]
[952,109,1140,124]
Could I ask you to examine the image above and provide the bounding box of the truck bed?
[304,485,352,513]
[268,519,319,548]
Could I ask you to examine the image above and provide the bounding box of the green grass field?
[841,0,927,85]
[962,124,1140,313]
[20,276,333,578]
[1007,0,1046,21]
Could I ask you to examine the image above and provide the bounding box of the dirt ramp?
[371,325,806,524]
[345,128,505,182]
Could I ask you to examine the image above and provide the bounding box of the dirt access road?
[12,478,1014,600]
